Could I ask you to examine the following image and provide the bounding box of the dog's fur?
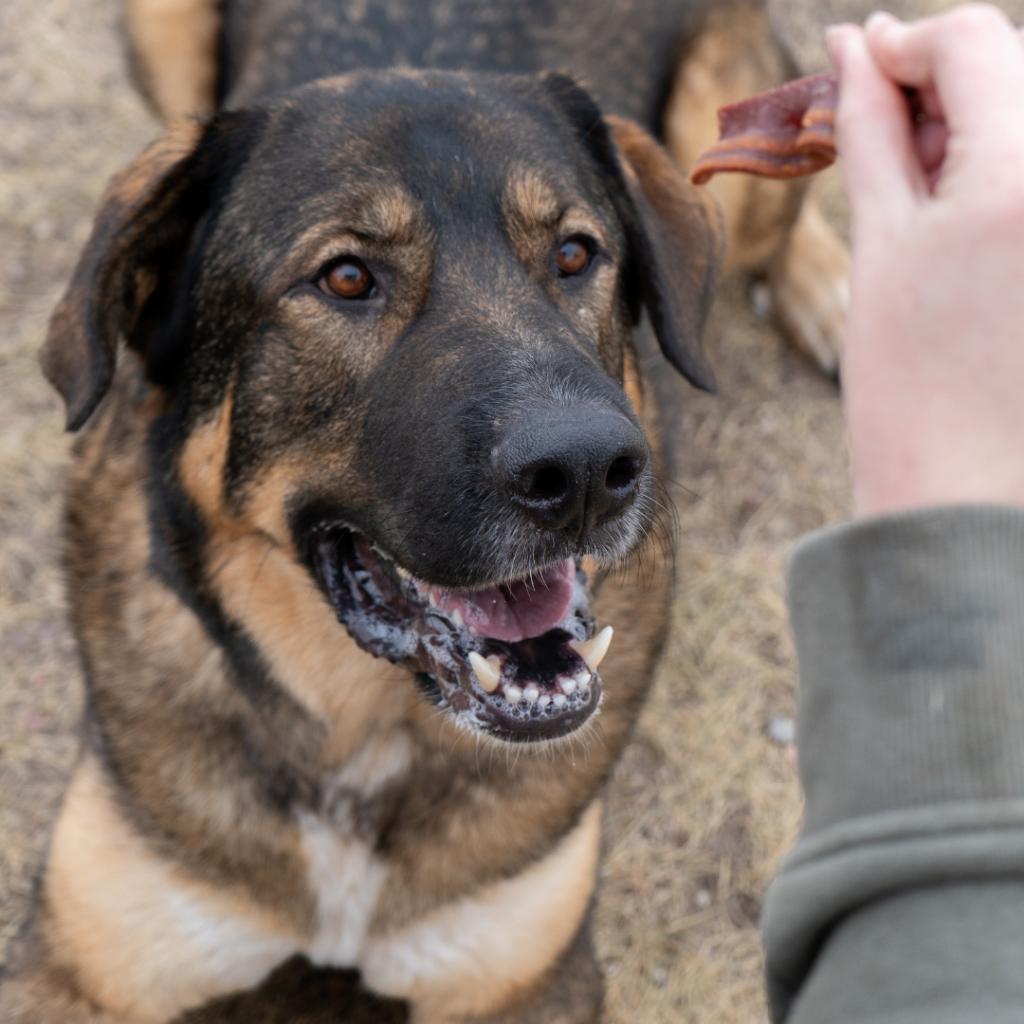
[1,2,848,1021]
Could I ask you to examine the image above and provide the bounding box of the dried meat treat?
[690,72,839,185]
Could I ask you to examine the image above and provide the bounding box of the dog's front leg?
[362,801,603,1024]
[0,929,132,1024]
[403,925,604,1024]
[411,921,604,1024]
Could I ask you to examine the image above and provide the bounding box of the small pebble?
[768,715,796,747]
[750,281,773,320]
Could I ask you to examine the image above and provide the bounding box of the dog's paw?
[768,200,849,378]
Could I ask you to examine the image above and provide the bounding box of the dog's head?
[43,71,721,743]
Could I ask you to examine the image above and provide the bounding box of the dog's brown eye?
[319,258,375,300]
[555,236,594,277]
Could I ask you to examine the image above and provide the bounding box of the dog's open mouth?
[309,527,608,741]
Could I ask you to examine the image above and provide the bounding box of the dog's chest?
[299,731,412,965]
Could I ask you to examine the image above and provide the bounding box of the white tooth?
[553,694,567,709]
[574,669,592,687]
[505,685,523,704]
[486,654,502,677]
[538,695,551,710]
[469,651,500,693]
[523,684,540,704]
[560,676,577,696]
[569,625,613,673]
[451,608,464,628]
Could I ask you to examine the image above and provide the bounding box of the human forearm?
[765,506,1024,1022]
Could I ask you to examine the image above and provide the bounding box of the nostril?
[521,463,570,505]
[605,455,640,495]
[497,408,647,533]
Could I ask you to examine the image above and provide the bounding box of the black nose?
[495,407,648,536]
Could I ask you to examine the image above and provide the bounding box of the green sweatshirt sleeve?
[763,506,1024,1023]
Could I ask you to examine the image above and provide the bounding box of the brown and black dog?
[1,2,847,1021]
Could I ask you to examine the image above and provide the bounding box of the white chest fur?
[299,731,412,966]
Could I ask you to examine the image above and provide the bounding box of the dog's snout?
[496,407,647,536]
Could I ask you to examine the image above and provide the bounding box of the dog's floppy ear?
[542,74,722,392]
[41,121,208,430]
[605,115,722,393]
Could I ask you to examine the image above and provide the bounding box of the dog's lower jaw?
[307,526,617,743]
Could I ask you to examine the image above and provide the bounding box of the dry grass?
[2,1,1020,1020]
[596,271,847,1023]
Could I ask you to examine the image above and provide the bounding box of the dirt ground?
[2,1,1020,1021]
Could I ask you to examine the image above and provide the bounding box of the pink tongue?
[435,560,576,643]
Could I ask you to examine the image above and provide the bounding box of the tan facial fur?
[176,395,420,764]
[501,164,621,356]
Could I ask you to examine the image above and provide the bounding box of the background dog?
[1,1,852,1021]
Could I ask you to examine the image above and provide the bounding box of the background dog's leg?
[664,1,850,376]
[765,199,850,378]
[126,0,220,120]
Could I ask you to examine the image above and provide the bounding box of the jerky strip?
[690,72,839,186]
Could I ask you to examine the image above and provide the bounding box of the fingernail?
[825,24,855,72]
[865,10,904,39]
[865,10,900,29]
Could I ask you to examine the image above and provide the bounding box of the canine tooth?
[553,694,568,709]
[574,669,592,687]
[569,626,613,673]
[505,685,523,704]
[523,684,540,704]
[538,695,551,710]
[560,676,577,696]
[451,608,464,628]
[469,651,500,693]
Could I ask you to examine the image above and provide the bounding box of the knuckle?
[944,3,1011,37]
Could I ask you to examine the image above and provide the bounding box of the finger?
[865,6,1024,140]
[827,24,927,216]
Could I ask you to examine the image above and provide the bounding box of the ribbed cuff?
[787,505,1024,836]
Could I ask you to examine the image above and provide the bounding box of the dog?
[0,1,848,1020]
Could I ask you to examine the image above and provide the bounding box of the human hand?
[826,5,1024,516]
